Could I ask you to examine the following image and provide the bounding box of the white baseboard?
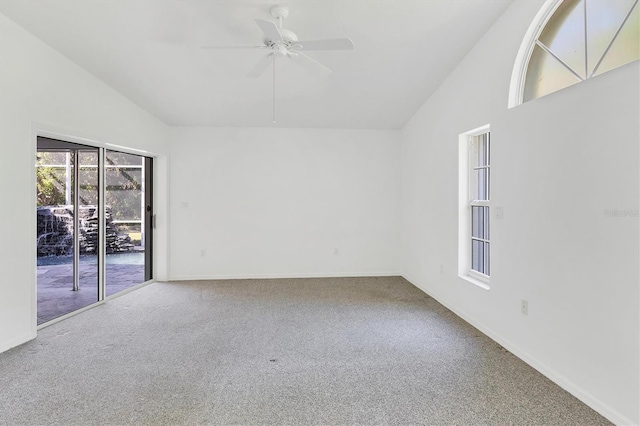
[169,271,401,281]
[402,273,636,426]
[0,331,37,353]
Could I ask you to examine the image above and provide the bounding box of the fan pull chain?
[273,54,276,124]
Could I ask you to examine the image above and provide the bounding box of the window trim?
[458,125,491,290]
[509,0,639,107]
[468,269,490,285]
[508,0,562,108]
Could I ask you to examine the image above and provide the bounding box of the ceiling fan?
[201,5,354,123]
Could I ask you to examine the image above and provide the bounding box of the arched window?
[509,0,639,107]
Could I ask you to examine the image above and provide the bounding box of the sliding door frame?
[98,148,106,301]
[35,130,155,329]
[144,156,153,281]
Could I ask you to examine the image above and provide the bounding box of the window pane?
[78,151,98,207]
[472,240,484,273]
[593,2,639,76]
[37,151,68,165]
[472,206,484,239]
[477,134,487,166]
[105,150,147,297]
[484,206,490,240]
[105,164,143,220]
[486,167,490,200]
[484,242,490,276]
[36,146,99,325]
[471,169,477,200]
[37,164,69,206]
[474,168,488,201]
[524,44,582,102]
[587,0,637,74]
[106,151,143,166]
[538,0,586,79]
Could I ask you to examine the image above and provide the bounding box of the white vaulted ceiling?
[0,0,512,129]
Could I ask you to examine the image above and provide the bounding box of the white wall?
[169,127,400,280]
[400,0,639,424]
[0,14,169,352]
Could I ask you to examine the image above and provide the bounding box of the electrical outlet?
[334,247,339,255]
[182,201,189,208]
[440,264,444,274]
[521,299,528,315]
[200,249,206,257]
[495,206,504,219]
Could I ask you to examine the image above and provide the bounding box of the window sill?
[460,274,490,291]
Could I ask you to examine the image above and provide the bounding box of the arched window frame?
[508,0,639,108]
[509,0,564,108]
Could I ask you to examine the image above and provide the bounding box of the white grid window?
[469,132,490,279]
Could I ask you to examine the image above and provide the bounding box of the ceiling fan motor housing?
[269,6,297,47]
[279,29,298,43]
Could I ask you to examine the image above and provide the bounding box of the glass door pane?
[36,140,99,324]
[105,150,149,296]
[78,150,100,305]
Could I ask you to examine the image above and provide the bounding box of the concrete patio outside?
[37,253,145,324]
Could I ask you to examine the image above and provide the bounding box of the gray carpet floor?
[0,277,609,425]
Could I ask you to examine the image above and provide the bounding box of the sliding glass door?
[105,150,152,296]
[36,139,99,324]
[36,137,153,325]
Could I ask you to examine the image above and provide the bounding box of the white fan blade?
[288,52,332,74]
[247,53,274,78]
[201,45,266,50]
[297,38,354,51]
[255,19,283,42]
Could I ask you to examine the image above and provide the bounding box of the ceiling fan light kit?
[201,5,354,124]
